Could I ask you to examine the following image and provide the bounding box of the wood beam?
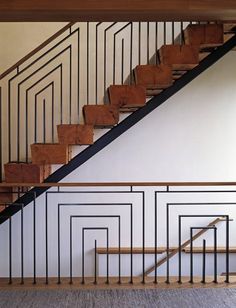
[0,0,236,22]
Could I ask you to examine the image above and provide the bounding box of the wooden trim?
[96,247,178,254]
[1,181,236,187]
[0,22,75,80]
[184,247,236,253]
[144,217,223,276]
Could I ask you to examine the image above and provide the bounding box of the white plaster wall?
[0,23,236,279]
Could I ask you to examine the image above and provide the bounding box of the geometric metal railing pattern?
[0,183,234,285]
[0,21,196,180]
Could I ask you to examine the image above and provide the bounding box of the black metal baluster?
[0,87,2,181]
[82,228,85,284]
[106,228,109,284]
[21,206,24,284]
[225,215,229,283]
[33,192,36,284]
[43,99,46,143]
[166,203,170,283]
[45,193,48,284]
[70,216,73,284]
[25,91,29,162]
[130,23,133,85]
[9,216,12,284]
[178,215,182,283]
[118,216,121,284]
[201,239,206,283]
[154,192,157,283]
[57,203,61,284]
[60,65,63,124]
[139,22,141,65]
[121,39,124,85]
[142,192,145,283]
[147,22,150,64]
[172,22,175,44]
[17,84,20,162]
[180,21,184,45]
[52,83,54,142]
[87,22,89,106]
[34,96,37,143]
[164,22,167,45]
[155,22,158,65]
[77,28,80,115]
[213,226,217,283]
[94,240,97,284]
[130,204,133,284]
[190,228,193,283]
[69,46,72,123]
[8,81,11,162]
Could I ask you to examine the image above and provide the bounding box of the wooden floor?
[0,276,236,290]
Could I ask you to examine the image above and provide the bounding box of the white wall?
[0,23,236,280]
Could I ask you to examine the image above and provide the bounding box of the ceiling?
[0,0,236,22]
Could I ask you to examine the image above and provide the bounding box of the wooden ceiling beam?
[0,0,236,21]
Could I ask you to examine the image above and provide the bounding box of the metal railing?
[0,21,201,181]
[0,182,234,286]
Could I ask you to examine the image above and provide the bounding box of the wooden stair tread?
[96,247,178,254]
[184,247,236,253]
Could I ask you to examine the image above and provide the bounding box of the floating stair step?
[134,64,173,96]
[184,24,224,49]
[159,45,199,71]
[184,247,236,253]
[83,105,119,127]
[0,186,19,212]
[4,162,51,183]
[97,247,178,254]
[57,124,94,145]
[31,143,72,165]
[108,85,146,112]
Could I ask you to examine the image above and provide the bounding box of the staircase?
[0,22,236,224]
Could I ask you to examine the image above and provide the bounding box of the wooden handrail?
[0,22,75,80]
[1,181,236,187]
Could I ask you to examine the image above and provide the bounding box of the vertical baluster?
[106,228,109,284]
[130,205,133,284]
[130,23,133,85]
[164,22,167,45]
[94,240,97,285]
[147,22,150,64]
[57,205,61,284]
[121,39,124,85]
[51,83,54,142]
[172,22,175,44]
[87,22,89,106]
[118,216,121,284]
[0,87,2,182]
[33,192,36,284]
[190,228,193,283]
[9,216,12,284]
[213,227,217,283]
[166,203,170,284]
[21,205,24,284]
[142,192,145,284]
[178,216,182,283]
[154,192,158,283]
[201,239,206,283]
[82,228,85,284]
[225,215,229,283]
[70,216,73,284]
[43,99,46,143]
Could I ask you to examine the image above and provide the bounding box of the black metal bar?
[82,228,85,284]
[57,202,61,284]
[166,203,170,283]
[172,22,175,44]
[52,82,54,142]
[201,239,206,283]
[69,45,72,123]
[9,217,12,284]
[155,22,158,65]
[8,81,11,162]
[121,39,124,85]
[130,23,133,85]
[118,216,121,284]
[17,84,20,162]
[94,240,97,284]
[164,22,167,45]
[21,206,24,284]
[154,191,157,283]
[147,22,150,64]
[95,23,101,104]
[178,215,182,283]
[130,204,133,283]
[225,215,230,283]
[138,22,141,65]
[43,99,46,143]
[33,192,36,284]
[214,227,217,283]
[45,192,48,284]
[77,28,80,115]
[70,216,73,284]
[106,228,109,284]
[190,228,193,283]
[87,22,89,105]
[0,87,2,181]
[142,191,145,283]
